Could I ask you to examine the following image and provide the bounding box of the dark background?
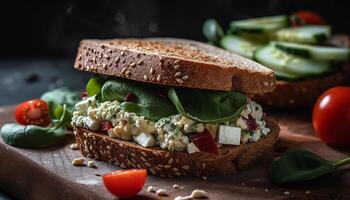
[0,0,349,105]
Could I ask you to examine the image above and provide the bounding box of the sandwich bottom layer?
[73,119,280,177]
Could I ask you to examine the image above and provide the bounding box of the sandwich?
[203,13,350,108]
[71,38,280,177]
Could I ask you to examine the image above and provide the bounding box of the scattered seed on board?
[156,189,168,196]
[70,143,79,150]
[72,158,84,166]
[173,184,182,189]
[305,190,311,194]
[146,186,156,193]
[284,191,290,195]
[87,161,96,168]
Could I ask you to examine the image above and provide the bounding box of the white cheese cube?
[187,142,200,154]
[75,99,90,112]
[84,116,100,131]
[134,133,156,147]
[218,125,241,145]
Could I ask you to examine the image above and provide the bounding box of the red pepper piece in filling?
[124,92,137,102]
[190,129,218,154]
[101,121,113,132]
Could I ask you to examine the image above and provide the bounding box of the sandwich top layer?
[74,38,276,93]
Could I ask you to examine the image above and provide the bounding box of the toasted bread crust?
[250,65,350,109]
[73,119,279,177]
[74,38,275,93]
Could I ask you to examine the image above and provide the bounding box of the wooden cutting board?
[0,106,349,200]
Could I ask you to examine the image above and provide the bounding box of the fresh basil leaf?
[268,150,336,184]
[101,80,177,120]
[86,76,105,96]
[168,88,247,123]
[0,105,68,148]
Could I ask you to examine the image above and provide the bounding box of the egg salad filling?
[72,95,270,153]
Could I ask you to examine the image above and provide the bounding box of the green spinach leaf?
[0,105,68,148]
[41,87,80,120]
[101,80,177,120]
[268,150,350,184]
[86,76,105,97]
[168,88,247,123]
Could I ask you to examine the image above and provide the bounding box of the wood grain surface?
[0,106,349,200]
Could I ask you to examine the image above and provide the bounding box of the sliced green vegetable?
[269,150,350,184]
[0,105,68,148]
[220,35,261,58]
[203,19,224,45]
[168,88,247,123]
[101,80,177,120]
[229,15,288,41]
[275,25,331,44]
[274,70,300,81]
[273,41,350,61]
[86,76,105,96]
[254,45,331,77]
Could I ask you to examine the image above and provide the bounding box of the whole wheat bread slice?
[73,119,279,177]
[74,38,275,93]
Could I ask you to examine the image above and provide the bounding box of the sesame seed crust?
[72,119,279,177]
[74,38,276,93]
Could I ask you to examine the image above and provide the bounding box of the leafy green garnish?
[268,149,350,184]
[101,79,178,120]
[0,105,69,148]
[41,87,80,121]
[168,88,247,123]
[203,19,224,45]
[86,76,105,96]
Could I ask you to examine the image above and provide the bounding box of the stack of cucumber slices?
[203,15,350,80]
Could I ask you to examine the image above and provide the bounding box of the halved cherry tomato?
[190,129,218,154]
[103,169,147,199]
[312,87,350,147]
[100,121,113,132]
[291,10,327,26]
[15,99,51,126]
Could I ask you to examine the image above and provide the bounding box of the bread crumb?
[284,191,290,195]
[156,189,168,196]
[173,184,181,189]
[305,190,311,194]
[202,176,207,181]
[72,158,84,166]
[70,143,79,150]
[264,189,269,192]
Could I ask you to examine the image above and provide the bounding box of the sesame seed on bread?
[74,38,276,93]
[73,119,279,177]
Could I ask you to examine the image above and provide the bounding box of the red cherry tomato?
[15,99,51,126]
[291,10,327,26]
[190,129,218,154]
[312,87,350,147]
[103,169,147,199]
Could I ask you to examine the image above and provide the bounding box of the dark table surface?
[0,60,91,106]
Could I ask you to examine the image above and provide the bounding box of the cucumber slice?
[203,19,224,45]
[229,15,289,35]
[273,41,350,61]
[274,70,300,80]
[220,35,260,58]
[254,45,331,76]
[276,25,331,44]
